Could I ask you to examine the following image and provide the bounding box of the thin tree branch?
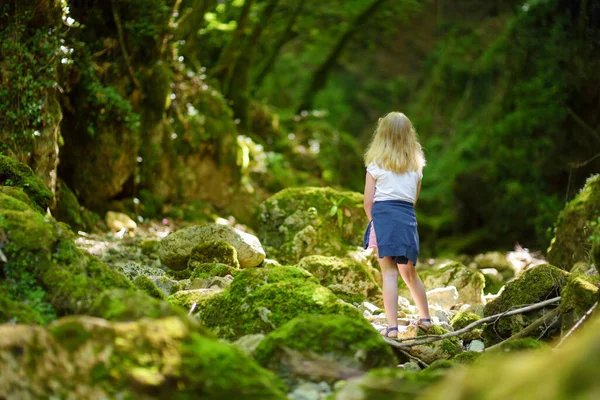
[111,0,141,89]
[383,297,561,348]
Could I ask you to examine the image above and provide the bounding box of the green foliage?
[0,5,61,152]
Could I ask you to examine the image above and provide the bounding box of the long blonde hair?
[364,112,426,174]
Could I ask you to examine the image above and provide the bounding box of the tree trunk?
[253,0,305,91]
[227,0,280,130]
[211,0,255,92]
[297,0,387,113]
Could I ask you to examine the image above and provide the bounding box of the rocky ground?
[1,155,599,399]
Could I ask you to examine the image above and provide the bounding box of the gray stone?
[426,286,459,309]
[159,224,265,270]
[467,340,485,352]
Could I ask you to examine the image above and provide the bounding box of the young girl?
[363,112,431,338]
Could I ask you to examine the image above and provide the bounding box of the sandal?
[410,318,432,334]
[378,326,399,338]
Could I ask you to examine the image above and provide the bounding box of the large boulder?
[296,255,382,304]
[0,316,287,399]
[159,224,265,270]
[0,168,133,324]
[195,266,362,340]
[559,275,599,334]
[483,264,568,345]
[547,174,600,270]
[400,262,485,305]
[257,187,366,264]
[254,314,397,388]
[422,315,600,400]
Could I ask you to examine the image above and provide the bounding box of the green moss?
[256,187,366,264]
[331,367,448,399]
[189,263,239,280]
[413,314,600,399]
[227,265,318,298]
[296,255,381,304]
[548,174,600,270]
[167,267,193,280]
[53,179,99,231]
[0,155,52,212]
[483,264,568,345]
[0,285,47,325]
[559,275,599,334]
[197,268,361,340]
[426,359,455,371]
[178,332,287,399]
[134,275,166,300]
[88,289,188,323]
[451,351,482,365]
[488,338,549,353]
[189,240,240,268]
[140,239,160,256]
[42,245,134,315]
[167,288,222,310]
[49,318,93,352]
[254,314,396,386]
[450,311,481,331]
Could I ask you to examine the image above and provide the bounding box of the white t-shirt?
[367,163,422,203]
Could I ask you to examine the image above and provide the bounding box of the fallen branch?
[384,297,561,349]
[554,301,598,349]
[486,306,561,351]
[396,348,429,368]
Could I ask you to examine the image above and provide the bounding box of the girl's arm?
[364,172,376,221]
[415,180,422,206]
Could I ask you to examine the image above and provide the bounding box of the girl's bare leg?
[377,255,400,329]
[398,261,431,322]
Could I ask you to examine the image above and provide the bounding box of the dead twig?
[554,301,598,349]
[395,347,429,368]
[384,297,561,349]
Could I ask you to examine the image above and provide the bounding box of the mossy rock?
[88,289,189,323]
[451,351,481,365]
[331,366,450,400]
[256,187,365,264]
[159,224,265,270]
[0,286,46,325]
[189,262,239,280]
[547,174,600,270]
[134,275,166,300]
[483,264,568,345]
[254,314,396,387]
[0,186,38,210]
[167,288,224,310]
[399,262,485,305]
[196,266,361,340]
[559,274,599,334]
[450,311,482,341]
[487,338,549,354]
[410,325,462,364]
[53,178,100,231]
[296,255,382,304]
[0,154,52,212]
[189,240,240,268]
[0,315,287,399]
[421,315,600,400]
[140,239,160,257]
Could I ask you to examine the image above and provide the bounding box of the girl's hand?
[364,172,376,220]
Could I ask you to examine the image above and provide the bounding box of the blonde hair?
[364,112,426,174]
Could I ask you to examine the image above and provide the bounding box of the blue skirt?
[363,200,420,265]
